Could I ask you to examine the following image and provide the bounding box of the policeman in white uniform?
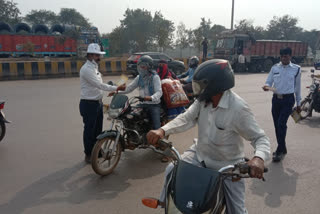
[79,43,125,163]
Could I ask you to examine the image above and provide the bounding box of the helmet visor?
[192,79,208,96]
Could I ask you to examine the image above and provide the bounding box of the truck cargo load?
[214,31,308,73]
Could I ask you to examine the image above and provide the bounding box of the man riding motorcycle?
[147,59,270,214]
[110,55,162,130]
[178,56,199,94]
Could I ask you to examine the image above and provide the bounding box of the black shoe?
[272,152,285,162]
[84,155,91,164]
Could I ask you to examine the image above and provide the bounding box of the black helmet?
[138,55,153,70]
[188,56,199,68]
[192,59,234,102]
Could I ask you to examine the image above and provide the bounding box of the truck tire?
[249,62,263,73]
[248,63,257,73]
[263,59,273,73]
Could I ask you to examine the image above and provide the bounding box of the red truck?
[213,32,308,72]
[0,34,77,57]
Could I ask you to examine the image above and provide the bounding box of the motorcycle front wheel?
[300,99,313,119]
[0,121,5,142]
[91,137,122,176]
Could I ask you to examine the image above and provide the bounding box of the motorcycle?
[300,69,320,120]
[91,94,168,176]
[0,100,11,142]
[142,139,268,214]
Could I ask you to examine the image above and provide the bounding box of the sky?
[14,0,320,34]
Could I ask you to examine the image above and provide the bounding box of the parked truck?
[213,31,308,72]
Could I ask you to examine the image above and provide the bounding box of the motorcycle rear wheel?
[0,121,5,142]
[91,137,122,176]
[300,99,312,119]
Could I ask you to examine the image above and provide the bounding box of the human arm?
[117,76,139,94]
[161,100,200,136]
[234,106,270,178]
[177,69,189,79]
[185,68,195,83]
[294,68,302,107]
[81,68,117,91]
[234,105,271,162]
[150,75,162,103]
[147,100,200,145]
[263,67,274,91]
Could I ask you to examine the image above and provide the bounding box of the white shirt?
[118,74,163,104]
[265,62,301,105]
[162,90,270,170]
[80,60,117,100]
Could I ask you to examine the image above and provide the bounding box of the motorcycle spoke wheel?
[300,99,312,119]
[91,137,122,176]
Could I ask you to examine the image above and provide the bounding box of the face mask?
[138,67,148,77]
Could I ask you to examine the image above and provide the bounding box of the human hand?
[108,91,116,97]
[144,96,152,101]
[117,84,126,91]
[247,157,265,179]
[295,106,302,113]
[262,85,269,91]
[146,129,165,146]
[180,79,186,84]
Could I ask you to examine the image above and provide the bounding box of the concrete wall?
[0,59,128,81]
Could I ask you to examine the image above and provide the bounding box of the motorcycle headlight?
[126,114,134,119]
[108,108,122,119]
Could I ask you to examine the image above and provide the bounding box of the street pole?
[231,0,235,30]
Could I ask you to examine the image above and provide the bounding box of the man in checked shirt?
[262,47,301,162]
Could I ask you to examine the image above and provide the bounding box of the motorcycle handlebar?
[134,96,145,102]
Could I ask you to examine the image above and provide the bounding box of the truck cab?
[214,33,251,65]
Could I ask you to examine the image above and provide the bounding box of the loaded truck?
[214,31,308,72]
[0,22,101,58]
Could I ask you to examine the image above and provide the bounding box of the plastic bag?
[161,78,189,108]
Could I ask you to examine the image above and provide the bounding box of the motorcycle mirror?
[311,69,315,73]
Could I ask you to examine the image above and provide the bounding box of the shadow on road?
[249,162,299,208]
[0,149,166,214]
[298,116,320,129]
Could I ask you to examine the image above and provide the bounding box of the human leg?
[147,104,161,130]
[271,96,281,153]
[79,100,100,157]
[94,101,103,139]
[276,96,295,154]
[223,178,247,214]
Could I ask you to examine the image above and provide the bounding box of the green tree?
[120,8,154,52]
[58,8,91,28]
[24,9,57,26]
[297,29,320,53]
[266,15,302,40]
[0,0,21,25]
[192,18,212,51]
[106,26,128,56]
[152,11,175,50]
[176,22,190,49]
[234,19,266,39]
[210,24,227,48]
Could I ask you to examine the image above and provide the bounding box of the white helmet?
[87,43,105,55]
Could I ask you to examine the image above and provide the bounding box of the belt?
[273,93,294,99]
[81,99,102,103]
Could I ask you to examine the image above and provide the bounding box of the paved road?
[0,67,319,214]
